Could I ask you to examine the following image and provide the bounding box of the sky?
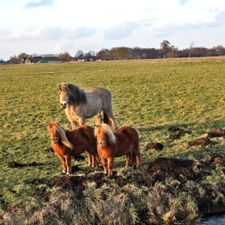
[0,0,225,60]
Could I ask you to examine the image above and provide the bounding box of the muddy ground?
[25,154,225,211]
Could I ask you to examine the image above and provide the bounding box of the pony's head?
[94,123,117,147]
[48,122,60,144]
[58,83,87,108]
[48,122,73,149]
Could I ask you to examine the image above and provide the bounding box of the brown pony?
[48,122,98,175]
[94,123,141,176]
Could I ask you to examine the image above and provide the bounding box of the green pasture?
[1,59,225,205]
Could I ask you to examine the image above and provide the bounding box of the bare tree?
[18,52,29,61]
[84,51,96,61]
[9,56,20,64]
[75,50,84,60]
[160,40,173,58]
[96,49,112,60]
[58,52,73,62]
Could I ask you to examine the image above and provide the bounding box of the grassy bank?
[1,58,225,224]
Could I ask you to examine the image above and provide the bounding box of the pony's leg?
[87,153,92,167]
[91,153,100,167]
[92,154,100,167]
[101,157,108,175]
[92,155,97,167]
[136,154,141,168]
[95,154,101,167]
[133,151,141,168]
[90,155,94,167]
[107,158,114,176]
[89,154,95,168]
[65,155,72,175]
[125,154,130,168]
[56,154,67,174]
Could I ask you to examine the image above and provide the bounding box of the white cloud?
[155,11,225,38]
[25,0,54,8]
[0,26,96,42]
[179,0,189,6]
[66,27,96,39]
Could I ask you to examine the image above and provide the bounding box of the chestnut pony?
[94,123,141,176]
[48,122,98,175]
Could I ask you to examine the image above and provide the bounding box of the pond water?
[195,214,225,225]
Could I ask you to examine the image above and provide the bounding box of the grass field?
[1,58,225,224]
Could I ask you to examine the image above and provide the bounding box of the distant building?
[21,55,61,64]
[0,60,9,65]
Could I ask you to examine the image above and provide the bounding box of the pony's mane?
[59,83,87,105]
[95,123,117,145]
[48,122,73,149]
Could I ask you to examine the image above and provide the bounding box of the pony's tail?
[57,125,74,150]
[103,112,110,125]
[130,151,141,168]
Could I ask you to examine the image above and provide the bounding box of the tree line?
[3,40,225,64]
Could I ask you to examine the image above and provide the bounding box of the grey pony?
[58,83,117,130]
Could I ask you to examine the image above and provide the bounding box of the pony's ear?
[58,84,62,91]
[63,83,70,93]
[48,123,53,129]
[48,122,57,129]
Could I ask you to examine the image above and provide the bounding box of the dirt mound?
[25,175,86,202]
[7,161,45,168]
[200,154,225,167]
[51,176,86,192]
[89,172,105,188]
[146,142,164,151]
[7,161,24,168]
[188,137,216,146]
[145,158,196,185]
[207,128,225,138]
[168,125,190,140]
[144,154,225,186]
[27,175,86,193]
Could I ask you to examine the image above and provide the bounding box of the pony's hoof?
[107,172,113,178]
[66,172,71,176]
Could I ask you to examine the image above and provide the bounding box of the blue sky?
[0,0,225,59]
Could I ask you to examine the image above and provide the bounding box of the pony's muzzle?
[52,137,59,143]
[61,103,67,109]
